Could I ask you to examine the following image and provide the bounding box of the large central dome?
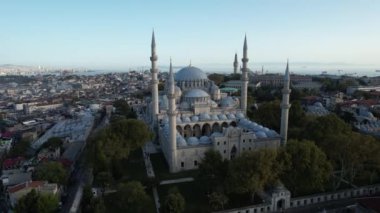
[175,66,208,81]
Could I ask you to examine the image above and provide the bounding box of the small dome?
[220,97,237,108]
[314,102,323,107]
[218,114,228,120]
[191,115,199,122]
[227,114,236,119]
[211,114,219,120]
[175,66,208,81]
[199,136,211,144]
[182,116,191,123]
[180,101,190,109]
[236,112,245,119]
[176,134,187,147]
[211,132,223,137]
[200,113,211,121]
[256,131,267,138]
[184,89,210,98]
[187,137,199,145]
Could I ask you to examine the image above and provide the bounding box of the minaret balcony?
[150,55,158,61]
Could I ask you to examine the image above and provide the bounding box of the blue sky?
[0,0,379,71]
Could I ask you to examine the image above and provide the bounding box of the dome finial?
[189,59,192,67]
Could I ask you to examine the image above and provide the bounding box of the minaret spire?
[167,58,177,173]
[151,30,156,48]
[280,60,291,145]
[150,30,159,127]
[240,35,249,115]
[233,53,238,74]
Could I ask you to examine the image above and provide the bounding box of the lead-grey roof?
[184,89,210,98]
[175,66,208,81]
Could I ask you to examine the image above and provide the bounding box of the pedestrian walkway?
[142,146,160,213]
[142,145,155,178]
[160,177,194,185]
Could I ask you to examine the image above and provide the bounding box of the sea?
[75,63,380,77]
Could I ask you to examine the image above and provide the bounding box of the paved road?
[61,115,108,213]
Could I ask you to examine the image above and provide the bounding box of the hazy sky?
[0,0,379,70]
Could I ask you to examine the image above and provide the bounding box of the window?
[224,141,226,145]
[194,160,198,166]
[249,139,252,142]
[181,162,184,168]
[243,148,245,151]
[217,142,220,146]
[249,147,251,151]
[243,139,245,143]
[223,150,226,153]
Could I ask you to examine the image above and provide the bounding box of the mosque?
[146,32,291,173]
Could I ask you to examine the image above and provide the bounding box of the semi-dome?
[184,89,210,98]
[175,66,208,81]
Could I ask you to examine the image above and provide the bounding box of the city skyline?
[1,0,379,71]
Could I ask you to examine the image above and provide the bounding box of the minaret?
[167,59,177,173]
[280,60,291,145]
[233,53,238,74]
[150,31,159,126]
[241,35,249,114]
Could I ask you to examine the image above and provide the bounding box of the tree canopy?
[163,187,186,213]
[198,150,228,192]
[113,181,155,213]
[280,139,332,196]
[15,189,59,213]
[33,161,68,185]
[225,149,280,200]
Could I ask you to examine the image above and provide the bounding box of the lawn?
[121,149,147,182]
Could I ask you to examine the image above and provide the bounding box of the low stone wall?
[288,184,380,209]
[216,184,380,213]
[217,202,273,213]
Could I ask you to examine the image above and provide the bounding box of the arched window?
[202,123,211,136]
[193,124,201,138]
[212,123,221,133]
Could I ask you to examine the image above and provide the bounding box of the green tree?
[208,191,229,211]
[113,181,154,213]
[280,139,332,196]
[225,149,280,201]
[198,150,228,191]
[8,139,30,158]
[33,162,67,185]
[41,137,63,149]
[249,100,281,131]
[15,189,59,213]
[163,187,186,213]
[208,73,224,85]
[113,99,137,119]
